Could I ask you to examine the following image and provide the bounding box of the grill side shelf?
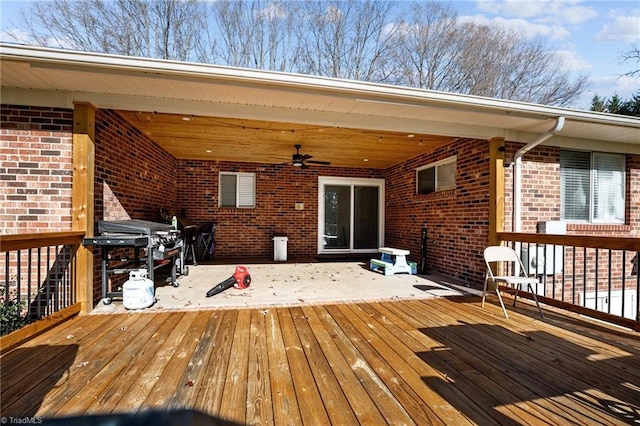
[83,235,149,247]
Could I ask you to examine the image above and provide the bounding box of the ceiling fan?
[290,144,331,168]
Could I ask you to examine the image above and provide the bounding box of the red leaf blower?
[206,265,251,297]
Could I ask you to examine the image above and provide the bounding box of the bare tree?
[390,2,461,88]
[197,0,299,71]
[454,25,588,106]
[391,3,587,106]
[295,0,399,82]
[621,44,640,77]
[14,0,206,60]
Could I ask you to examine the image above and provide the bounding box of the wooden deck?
[2,296,639,425]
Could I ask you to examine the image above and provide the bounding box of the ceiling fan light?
[293,161,302,166]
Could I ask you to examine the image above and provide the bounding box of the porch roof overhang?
[1,43,639,168]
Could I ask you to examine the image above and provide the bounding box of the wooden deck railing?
[1,231,84,350]
[498,232,640,331]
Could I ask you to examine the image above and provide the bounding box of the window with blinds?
[416,156,456,195]
[560,150,625,223]
[219,172,255,208]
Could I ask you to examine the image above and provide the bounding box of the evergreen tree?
[589,91,640,117]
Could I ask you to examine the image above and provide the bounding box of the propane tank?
[123,269,155,310]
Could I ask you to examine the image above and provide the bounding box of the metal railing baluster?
[621,251,626,319]
[583,247,587,309]
[607,249,612,315]
[16,250,21,308]
[37,247,42,320]
[571,247,576,305]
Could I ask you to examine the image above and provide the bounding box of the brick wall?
[95,110,178,223]
[176,160,383,259]
[384,139,490,285]
[503,143,639,237]
[0,105,73,234]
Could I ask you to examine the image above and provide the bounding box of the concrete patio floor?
[91,260,481,314]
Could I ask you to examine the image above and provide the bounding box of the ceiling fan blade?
[300,154,313,161]
[306,160,331,166]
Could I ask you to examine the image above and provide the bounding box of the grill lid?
[98,219,173,235]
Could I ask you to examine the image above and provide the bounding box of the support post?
[489,137,505,247]
[489,137,506,278]
[72,103,96,314]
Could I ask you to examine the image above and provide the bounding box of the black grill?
[83,219,183,305]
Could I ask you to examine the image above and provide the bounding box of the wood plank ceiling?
[117,111,456,169]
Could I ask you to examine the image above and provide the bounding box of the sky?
[0,0,639,110]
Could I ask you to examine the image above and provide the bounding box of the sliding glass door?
[318,177,384,253]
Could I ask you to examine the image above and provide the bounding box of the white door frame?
[317,176,385,254]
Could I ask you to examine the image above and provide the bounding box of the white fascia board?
[1,87,74,108]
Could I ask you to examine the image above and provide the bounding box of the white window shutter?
[437,159,456,190]
[237,174,256,207]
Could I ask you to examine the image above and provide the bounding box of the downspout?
[513,116,565,232]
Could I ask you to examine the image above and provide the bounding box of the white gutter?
[513,116,565,232]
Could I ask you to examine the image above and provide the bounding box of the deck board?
[409,300,602,423]
[246,309,274,425]
[219,309,252,423]
[392,305,577,425]
[193,309,238,416]
[358,302,538,425]
[311,304,416,424]
[265,308,303,425]
[1,296,639,425]
[301,305,388,425]
[277,306,331,424]
[85,312,183,415]
[291,306,360,425]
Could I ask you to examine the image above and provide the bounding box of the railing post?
[73,103,96,314]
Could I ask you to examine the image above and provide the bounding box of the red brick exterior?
[94,109,178,223]
[0,105,73,234]
[384,139,490,284]
[176,160,383,259]
[503,143,639,237]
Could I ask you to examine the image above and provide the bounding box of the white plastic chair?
[482,246,544,319]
